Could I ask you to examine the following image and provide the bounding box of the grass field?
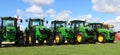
[0,41,120,55]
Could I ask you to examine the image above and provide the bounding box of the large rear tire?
[55,33,64,45]
[97,33,106,43]
[75,32,85,44]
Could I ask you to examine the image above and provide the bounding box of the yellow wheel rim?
[98,35,104,42]
[29,35,32,44]
[77,35,82,43]
[55,35,60,43]
[24,32,26,41]
[24,32,26,36]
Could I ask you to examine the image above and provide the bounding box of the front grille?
[7,31,16,35]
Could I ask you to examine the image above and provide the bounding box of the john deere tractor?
[0,17,24,47]
[88,23,115,43]
[70,20,96,44]
[24,18,53,45]
[50,20,75,45]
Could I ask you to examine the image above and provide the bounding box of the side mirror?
[46,21,48,24]
[20,19,22,23]
[26,19,28,22]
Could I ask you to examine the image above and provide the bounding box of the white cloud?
[17,0,55,18]
[69,14,99,21]
[92,0,120,13]
[46,8,56,18]
[103,16,120,31]
[23,0,54,6]
[52,10,71,21]
[76,14,92,21]
[26,5,43,14]
[17,9,24,16]
[115,16,120,22]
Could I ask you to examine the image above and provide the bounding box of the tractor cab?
[51,20,66,29]
[27,18,47,34]
[51,20,66,33]
[70,20,86,33]
[28,19,44,27]
[88,23,103,32]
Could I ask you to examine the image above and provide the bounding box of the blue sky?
[0,0,120,31]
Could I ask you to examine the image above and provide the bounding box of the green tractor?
[88,23,115,43]
[0,17,24,47]
[50,20,75,45]
[70,20,96,44]
[24,18,54,45]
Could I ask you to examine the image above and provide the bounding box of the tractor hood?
[5,26,16,32]
[98,29,110,33]
[35,26,51,35]
[58,27,67,30]
[3,26,16,42]
[36,26,46,30]
[78,26,86,32]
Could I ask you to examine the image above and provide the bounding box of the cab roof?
[1,17,17,20]
[51,20,66,23]
[88,23,102,25]
[70,20,85,23]
[29,18,44,21]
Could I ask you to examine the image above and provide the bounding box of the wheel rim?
[29,35,32,44]
[24,32,26,36]
[77,34,82,43]
[24,32,26,41]
[98,35,104,42]
[55,35,60,43]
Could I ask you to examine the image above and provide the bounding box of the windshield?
[96,24,102,28]
[52,22,66,28]
[88,24,102,29]
[3,19,15,26]
[71,22,85,28]
[30,20,43,26]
